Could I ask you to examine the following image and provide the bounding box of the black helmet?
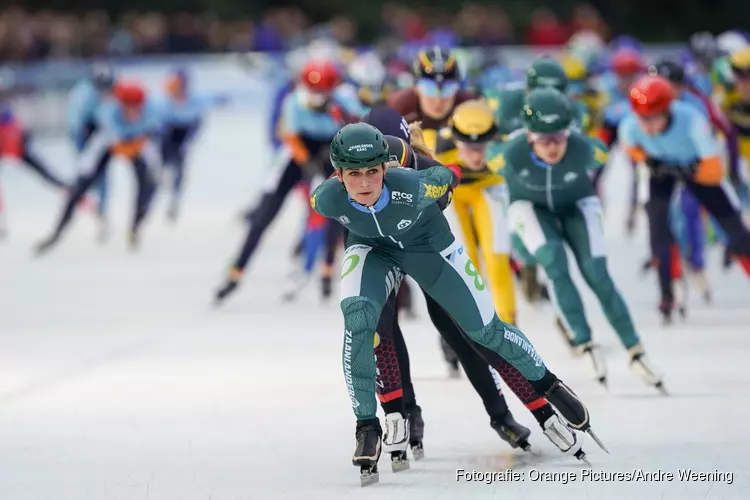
[648,59,686,85]
[413,46,459,82]
[91,64,115,90]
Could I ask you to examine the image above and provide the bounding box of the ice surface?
[1,110,749,499]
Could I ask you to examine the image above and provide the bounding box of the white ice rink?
[1,109,749,500]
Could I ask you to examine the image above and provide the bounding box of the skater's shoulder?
[310,177,345,215]
[566,133,608,167]
[497,131,530,158]
[433,128,458,162]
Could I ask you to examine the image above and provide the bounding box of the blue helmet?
[611,35,642,54]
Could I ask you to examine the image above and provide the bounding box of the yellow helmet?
[730,47,750,74]
[450,100,497,143]
[561,54,587,81]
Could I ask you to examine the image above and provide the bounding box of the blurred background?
[3,0,750,61]
[0,1,747,133]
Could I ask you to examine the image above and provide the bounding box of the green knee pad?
[340,296,380,420]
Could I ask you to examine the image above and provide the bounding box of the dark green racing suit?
[311,165,554,420]
[489,132,640,351]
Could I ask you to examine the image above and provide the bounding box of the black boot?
[407,405,424,460]
[353,418,382,487]
[490,412,531,450]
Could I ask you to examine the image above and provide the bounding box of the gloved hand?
[644,157,673,178]
[445,164,462,186]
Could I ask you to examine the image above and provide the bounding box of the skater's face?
[617,73,639,92]
[637,112,668,135]
[339,165,385,206]
[416,78,459,119]
[456,141,488,171]
[529,131,570,164]
[733,72,750,98]
[122,104,142,122]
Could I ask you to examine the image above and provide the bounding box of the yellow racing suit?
[434,128,516,323]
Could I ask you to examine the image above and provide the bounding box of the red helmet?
[299,60,341,93]
[611,49,644,76]
[629,75,675,116]
[114,80,146,107]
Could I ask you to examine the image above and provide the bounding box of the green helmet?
[522,87,574,134]
[329,122,390,170]
[526,57,569,93]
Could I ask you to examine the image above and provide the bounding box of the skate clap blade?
[353,420,382,487]
[382,413,410,473]
[577,342,608,388]
[545,380,609,454]
[491,412,532,451]
[407,405,424,460]
[628,348,667,395]
[542,414,586,463]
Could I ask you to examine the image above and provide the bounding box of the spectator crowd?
[0,3,611,62]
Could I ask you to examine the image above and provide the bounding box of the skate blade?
[586,429,610,454]
[410,444,424,461]
[391,458,410,473]
[575,449,592,467]
[360,470,379,487]
[656,381,669,396]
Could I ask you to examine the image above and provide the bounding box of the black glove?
[644,157,672,178]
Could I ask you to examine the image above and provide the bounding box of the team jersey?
[387,87,475,150]
[489,132,607,212]
[281,85,365,141]
[433,128,503,188]
[310,166,457,251]
[618,100,719,169]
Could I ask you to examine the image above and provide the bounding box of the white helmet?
[716,30,749,55]
[567,30,606,63]
[348,52,386,87]
[285,37,343,74]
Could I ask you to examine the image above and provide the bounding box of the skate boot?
[281,269,311,302]
[691,270,711,304]
[167,200,180,222]
[446,359,460,379]
[490,412,531,451]
[674,278,688,319]
[628,345,666,395]
[214,269,242,306]
[520,265,541,301]
[382,412,410,472]
[544,379,608,453]
[658,298,674,325]
[542,414,589,465]
[127,230,140,251]
[722,248,733,270]
[577,342,608,387]
[353,419,382,487]
[555,317,575,350]
[407,405,424,460]
[321,275,332,300]
[97,216,110,244]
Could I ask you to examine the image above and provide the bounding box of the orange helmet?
[611,49,644,76]
[299,60,340,93]
[114,80,146,107]
[629,75,675,116]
